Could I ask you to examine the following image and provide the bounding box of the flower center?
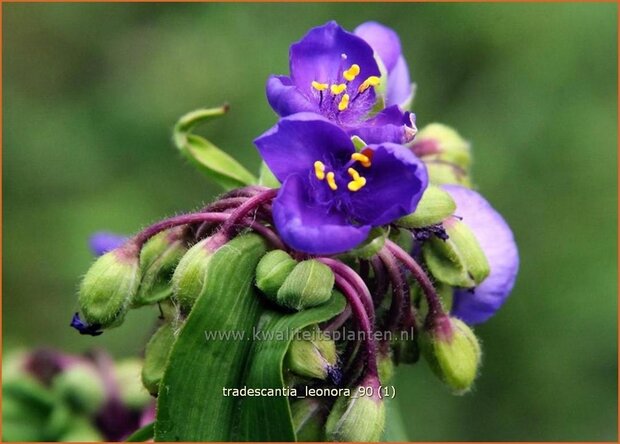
[310,54,380,114]
[313,149,373,193]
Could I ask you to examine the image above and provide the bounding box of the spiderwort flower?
[89,232,127,257]
[443,185,519,324]
[266,21,415,144]
[255,113,428,254]
[354,21,413,108]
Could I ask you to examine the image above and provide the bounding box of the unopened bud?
[325,379,385,442]
[276,260,334,310]
[115,358,151,409]
[142,323,176,396]
[396,186,456,228]
[285,325,338,381]
[291,398,326,441]
[77,244,140,330]
[377,351,394,384]
[255,250,297,298]
[134,229,187,307]
[52,363,106,415]
[421,316,481,394]
[171,238,215,310]
[423,218,489,288]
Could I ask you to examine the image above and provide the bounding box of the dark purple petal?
[443,185,519,325]
[273,175,371,255]
[350,106,416,144]
[290,21,380,98]
[266,75,318,116]
[89,232,127,257]
[386,55,412,107]
[70,312,103,336]
[354,21,402,72]
[254,113,354,182]
[349,143,428,226]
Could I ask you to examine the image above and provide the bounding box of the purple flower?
[255,113,428,255]
[354,21,412,108]
[266,21,415,144]
[89,232,127,257]
[443,185,519,325]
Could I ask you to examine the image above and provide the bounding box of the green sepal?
[284,324,337,381]
[142,323,176,396]
[325,391,386,442]
[395,186,456,228]
[290,398,326,442]
[351,135,367,152]
[413,123,471,169]
[426,162,472,188]
[173,106,257,190]
[255,250,297,298]
[339,227,388,260]
[276,260,335,310]
[171,238,215,311]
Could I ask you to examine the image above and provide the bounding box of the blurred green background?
[4,2,617,441]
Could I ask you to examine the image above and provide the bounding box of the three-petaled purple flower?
[255,113,428,255]
[444,185,519,325]
[266,21,415,145]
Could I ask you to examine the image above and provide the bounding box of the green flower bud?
[395,186,456,228]
[142,323,176,396]
[426,162,472,187]
[52,363,106,415]
[423,218,490,288]
[134,229,187,307]
[276,260,334,310]
[421,316,481,394]
[115,358,151,409]
[78,244,140,329]
[255,250,297,298]
[171,238,215,310]
[285,325,337,381]
[325,384,385,442]
[377,351,394,384]
[291,398,326,441]
[412,123,471,169]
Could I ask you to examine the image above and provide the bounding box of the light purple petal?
[386,56,412,108]
[354,21,402,72]
[254,113,355,182]
[349,143,428,226]
[443,185,519,325]
[290,21,380,98]
[89,232,127,256]
[273,175,371,255]
[266,75,318,117]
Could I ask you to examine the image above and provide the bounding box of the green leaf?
[154,234,267,441]
[235,292,346,441]
[173,107,257,190]
[126,423,154,442]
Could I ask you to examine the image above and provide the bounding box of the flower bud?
[142,323,176,396]
[422,218,489,288]
[285,325,338,381]
[171,238,215,310]
[325,381,385,442]
[421,315,481,394]
[52,363,106,415]
[290,398,326,441]
[115,359,151,409]
[255,250,297,298]
[134,229,187,307]
[276,260,334,310]
[377,351,394,384]
[77,244,140,330]
[395,186,456,228]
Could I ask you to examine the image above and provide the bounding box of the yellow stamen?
[337,94,350,111]
[314,161,326,180]
[326,172,338,190]
[358,76,381,93]
[347,167,361,181]
[347,176,367,192]
[311,81,328,91]
[351,152,371,167]
[330,84,347,95]
[343,64,361,81]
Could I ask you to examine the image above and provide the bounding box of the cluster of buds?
[69,20,519,442]
[2,349,153,441]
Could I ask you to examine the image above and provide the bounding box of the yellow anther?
[343,64,361,81]
[326,172,338,190]
[312,81,328,91]
[351,152,371,167]
[347,167,361,181]
[347,176,367,192]
[314,161,326,180]
[330,84,347,95]
[337,94,350,111]
[358,76,381,93]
